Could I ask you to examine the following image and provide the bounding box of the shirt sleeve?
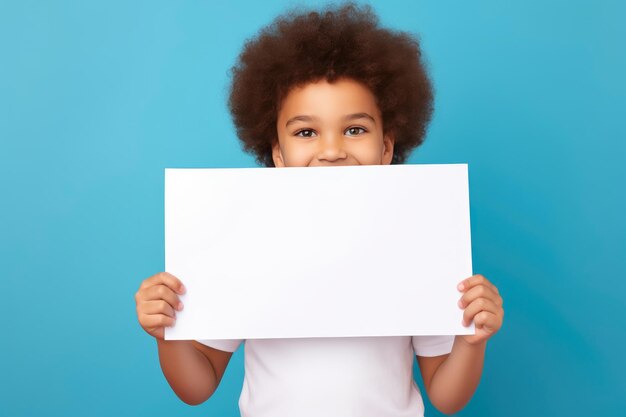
[195,339,244,353]
[411,335,454,357]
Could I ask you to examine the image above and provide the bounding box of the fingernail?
[458,299,463,308]
[179,284,186,294]
[457,283,464,291]
[177,302,184,311]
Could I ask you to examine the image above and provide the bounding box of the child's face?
[273,78,394,167]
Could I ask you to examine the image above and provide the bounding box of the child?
[135,3,504,416]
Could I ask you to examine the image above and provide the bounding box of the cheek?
[282,141,314,167]
[350,138,385,164]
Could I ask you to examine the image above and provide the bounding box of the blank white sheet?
[164,164,474,340]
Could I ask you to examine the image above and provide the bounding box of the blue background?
[1,1,624,416]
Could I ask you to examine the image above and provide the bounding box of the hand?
[135,272,186,340]
[457,274,504,345]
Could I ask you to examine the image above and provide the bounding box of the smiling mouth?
[310,161,360,167]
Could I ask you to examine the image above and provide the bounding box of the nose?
[316,133,347,163]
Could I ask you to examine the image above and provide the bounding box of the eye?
[345,126,367,136]
[295,129,317,138]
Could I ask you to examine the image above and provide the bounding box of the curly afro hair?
[228,2,434,166]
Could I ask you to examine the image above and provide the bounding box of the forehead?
[278,78,382,121]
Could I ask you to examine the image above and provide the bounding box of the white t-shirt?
[197,335,454,417]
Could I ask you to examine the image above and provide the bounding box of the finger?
[473,311,501,333]
[458,274,495,292]
[462,297,501,326]
[140,313,176,329]
[458,274,498,295]
[138,299,177,318]
[459,284,502,308]
[140,285,184,311]
[153,328,164,340]
[138,272,186,295]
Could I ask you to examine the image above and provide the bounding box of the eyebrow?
[344,112,376,123]
[285,112,376,127]
[285,115,319,127]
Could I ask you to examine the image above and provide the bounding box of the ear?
[272,140,286,167]
[381,133,395,165]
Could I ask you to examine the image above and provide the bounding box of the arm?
[157,339,233,405]
[418,274,504,415]
[417,339,486,415]
[135,272,234,405]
